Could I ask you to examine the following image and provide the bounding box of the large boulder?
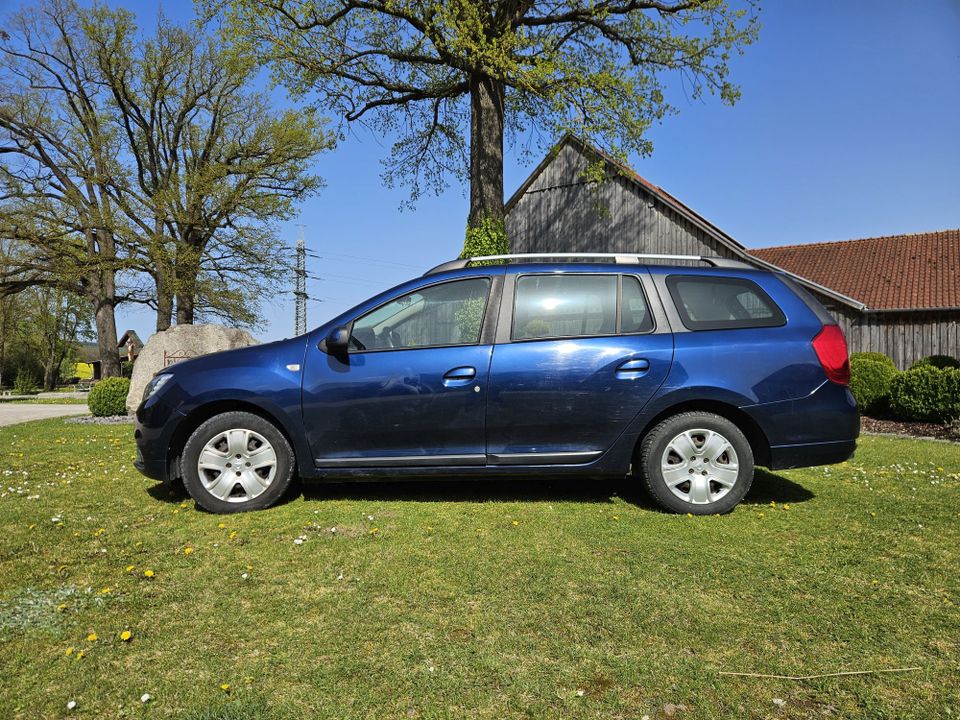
[126,324,257,413]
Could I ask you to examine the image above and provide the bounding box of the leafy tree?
[210,0,759,247]
[84,8,333,329]
[18,287,92,390]
[1,0,332,346]
[0,0,127,376]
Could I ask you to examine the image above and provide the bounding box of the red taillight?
[812,324,850,385]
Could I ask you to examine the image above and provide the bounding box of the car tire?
[640,411,754,515]
[181,411,296,513]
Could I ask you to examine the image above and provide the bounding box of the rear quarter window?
[666,275,786,331]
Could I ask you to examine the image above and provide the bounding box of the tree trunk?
[43,358,58,391]
[468,73,506,228]
[156,272,173,331]
[93,294,121,378]
[174,242,201,325]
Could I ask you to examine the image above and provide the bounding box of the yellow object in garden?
[74,362,95,380]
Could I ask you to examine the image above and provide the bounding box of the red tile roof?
[751,229,960,311]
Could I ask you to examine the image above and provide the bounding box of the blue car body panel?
[134,261,859,486]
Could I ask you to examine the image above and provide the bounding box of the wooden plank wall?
[825,302,960,369]
[506,142,960,368]
[506,144,738,260]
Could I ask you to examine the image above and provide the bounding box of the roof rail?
[424,252,754,275]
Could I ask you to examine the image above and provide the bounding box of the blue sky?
[4,0,958,342]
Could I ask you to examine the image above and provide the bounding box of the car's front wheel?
[640,411,754,514]
[181,411,296,513]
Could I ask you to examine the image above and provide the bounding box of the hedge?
[889,366,960,423]
[849,358,898,416]
[88,377,131,417]
[910,354,960,370]
[849,351,896,370]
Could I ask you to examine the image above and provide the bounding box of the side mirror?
[321,326,350,355]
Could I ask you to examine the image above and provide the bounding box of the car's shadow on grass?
[298,467,814,509]
[146,468,813,510]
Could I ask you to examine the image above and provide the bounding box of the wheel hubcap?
[660,428,739,505]
[197,428,278,503]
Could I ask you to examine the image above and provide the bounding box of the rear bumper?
[768,439,857,470]
[743,379,860,468]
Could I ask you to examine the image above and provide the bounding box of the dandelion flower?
[75,651,85,660]
[126,565,135,573]
[183,547,194,555]
[57,603,68,613]
[220,683,231,693]
[512,520,519,526]
[100,587,111,595]
[65,646,74,656]
[86,633,98,642]
[218,523,226,529]
[119,630,133,642]
[143,569,155,578]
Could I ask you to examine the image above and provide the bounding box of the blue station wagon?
[134,253,860,514]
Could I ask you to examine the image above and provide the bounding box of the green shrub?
[461,215,508,264]
[910,354,960,370]
[889,366,960,423]
[849,358,898,416]
[87,377,131,417]
[849,351,896,369]
[13,368,39,395]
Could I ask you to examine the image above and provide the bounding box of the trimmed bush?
[910,354,960,370]
[849,358,898,416]
[849,351,896,369]
[889,366,960,423]
[88,377,131,417]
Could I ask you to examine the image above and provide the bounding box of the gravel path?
[0,404,88,427]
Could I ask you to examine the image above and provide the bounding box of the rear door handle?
[615,358,650,378]
[442,366,477,387]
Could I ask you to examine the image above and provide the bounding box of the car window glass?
[621,276,654,333]
[513,274,617,340]
[350,278,490,351]
[666,276,785,330]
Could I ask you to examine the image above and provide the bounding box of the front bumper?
[134,396,183,483]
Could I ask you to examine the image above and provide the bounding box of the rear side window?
[621,275,654,333]
[666,276,786,330]
[513,274,617,340]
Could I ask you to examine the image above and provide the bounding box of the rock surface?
[126,324,257,412]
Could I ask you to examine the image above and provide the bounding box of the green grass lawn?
[1,420,958,719]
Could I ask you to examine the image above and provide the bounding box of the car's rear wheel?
[181,411,295,513]
[640,411,754,514]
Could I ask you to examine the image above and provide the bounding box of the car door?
[485,271,673,464]
[302,275,499,466]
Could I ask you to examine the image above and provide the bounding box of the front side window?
[513,274,617,341]
[666,276,786,330]
[350,278,490,351]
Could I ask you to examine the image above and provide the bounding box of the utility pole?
[294,225,307,336]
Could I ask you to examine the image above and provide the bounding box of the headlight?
[142,373,173,403]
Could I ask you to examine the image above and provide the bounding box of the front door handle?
[442,366,477,387]
[615,358,650,379]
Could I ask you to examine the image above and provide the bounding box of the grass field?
[1,419,958,719]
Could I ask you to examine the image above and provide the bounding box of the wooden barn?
[504,135,959,368]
